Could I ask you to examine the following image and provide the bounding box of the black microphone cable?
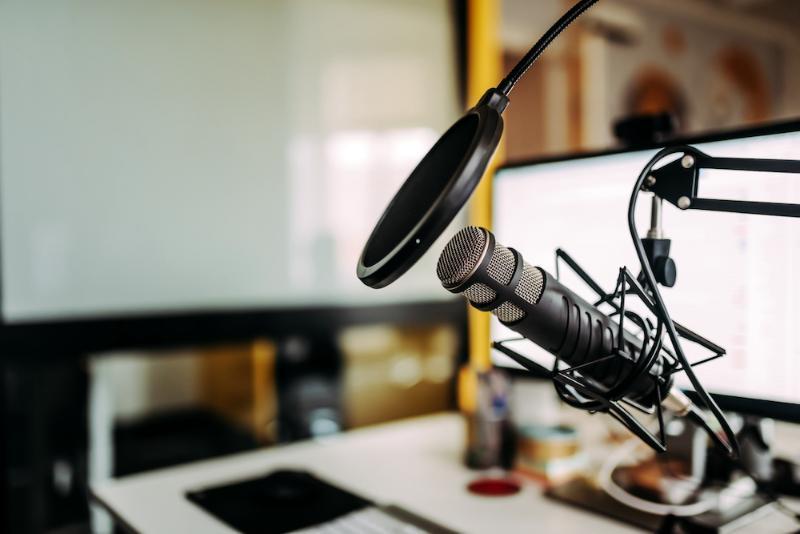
[497,0,599,96]
[628,147,740,460]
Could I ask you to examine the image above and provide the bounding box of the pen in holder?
[462,367,515,470]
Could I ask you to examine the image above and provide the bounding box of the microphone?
[436,226,693,416]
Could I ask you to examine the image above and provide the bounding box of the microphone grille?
[466,244,517,304]
[463,282,496,304]
[487,244,516,284]
[495,301,526,323]
[516,263,545,305]
[437,226,544,324]
[436,226,487,286]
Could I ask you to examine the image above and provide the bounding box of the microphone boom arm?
[645,147,800,218]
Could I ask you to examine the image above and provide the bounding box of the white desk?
[92,413,797,533]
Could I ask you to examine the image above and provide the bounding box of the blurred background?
[1,0,799,532]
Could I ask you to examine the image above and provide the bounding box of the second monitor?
[491,122,800,422]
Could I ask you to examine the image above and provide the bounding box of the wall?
[500,0,800,159]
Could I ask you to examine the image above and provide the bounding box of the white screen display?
[492,130,800,405]
[0,0,461,322]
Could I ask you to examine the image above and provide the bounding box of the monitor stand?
[546,414,799,532]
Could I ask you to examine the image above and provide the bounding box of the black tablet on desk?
[186,469,455,534]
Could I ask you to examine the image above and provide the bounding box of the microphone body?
[437,226,672,409]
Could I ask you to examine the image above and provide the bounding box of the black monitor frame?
[0,301,467,359]
[493,118,800,424]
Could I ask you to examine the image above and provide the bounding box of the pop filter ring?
[358,0,601,289]
[357,91,507,289]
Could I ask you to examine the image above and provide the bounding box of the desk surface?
[92,413,796,533]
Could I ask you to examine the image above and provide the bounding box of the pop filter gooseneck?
[497,0,599,96]
[357,0,599,288]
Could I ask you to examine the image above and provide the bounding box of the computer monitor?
[491,122,800,422]
[0,1,464,355]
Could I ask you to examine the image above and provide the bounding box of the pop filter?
[357,0,599,288]
[357,89,508,289]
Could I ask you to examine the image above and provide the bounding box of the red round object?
[467,477,521,497]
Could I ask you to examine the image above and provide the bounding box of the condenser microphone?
[437,226,692,415]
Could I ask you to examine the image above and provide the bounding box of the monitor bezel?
[493,118,800,423]
[0,300,467,359]
[499,118,800,173]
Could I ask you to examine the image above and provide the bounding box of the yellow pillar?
[466,0,504,373]
[458,0,504,414]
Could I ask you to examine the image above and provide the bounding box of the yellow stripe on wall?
[466,0,504,372]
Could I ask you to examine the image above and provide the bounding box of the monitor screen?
[492,127,800,409]
[0,1,461,323]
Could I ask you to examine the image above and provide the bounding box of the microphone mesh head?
[516,264,545,306]
[487,245,516,284]
[495,301,525,323]
[437,226,544,324]
[465,244,518,305]
[436,226,487,286]
[463,283,496,304]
